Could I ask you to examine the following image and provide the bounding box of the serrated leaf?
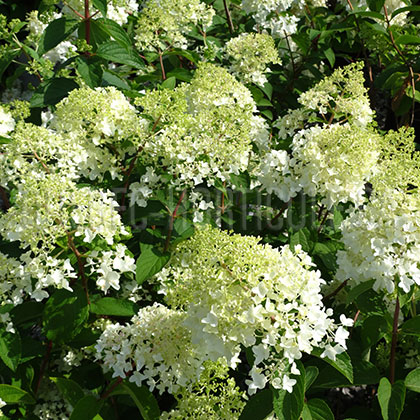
[121,382,160,420]
[0,384,35,404]
[239,389,273,420]
[30,78,79,108]
[405,368,420,393]
[69,395,103,420]
[0,328,21,371]
[136,244,170,285]
[96,41,145,69]
[51,377,84,407]
[90,297,138,317]
[38,17,80,56]
[92,0,107,17]
[305,366,319,392]
[42,285,89,344]
[273,361,305,420]
[306,399,334,420]
[97,18,131,48]
[377,378,406,420]
[76,56,103,88]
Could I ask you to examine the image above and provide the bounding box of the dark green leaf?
[0,384,35,404]
[102,70,130,89]
[305,366,319,392]
[367,0,385,12]
[377,378,406,420]
[395,35,420,45]
[324,48,335,67]
[136,244,170,285]
[42,285,89,344]
[30,78,79,108]
[98,18,131,48]
[96,41,145,69]
[166,68,193,82]
[38,17,80,56]
[121,382,160,420]
[260,82,273,100]
[401,315,420,335]
[405,368,420,393]
[313,349,353,383]
[10,301,43,325]
[0,49,20,79]
[51,377,84,407]
[290,228,312,253]
[90,297,138,317]
[76,56,103,88]
[0,328,21,371]
[161,76,176,90]
[346,280,375,305]
[239,389,273,420]
[350,10,385,20]
[361,315,388,351]
[69,395,103,420]
[165,48,200,64]
[92,0,107,17]
[273,361,305,420]
[391,5,420,19]
[306,399,334,420]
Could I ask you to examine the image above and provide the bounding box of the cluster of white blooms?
[134,63,268,199]
[95,303,205,394]
[26,11,77,64]
[0,398,6,417]
[343,0,410,25]
[241,0,327,38]
[0,311,15,333]
[253,62,380,208]
[63,0,139,25]
[128,167,161,207]
[134,0,214,51]
[33,380,73,420]
[156,226,351,394]
[337,189,420,294]
[225,33,280,86]
[160,361,246,420]
[0,106,15,136]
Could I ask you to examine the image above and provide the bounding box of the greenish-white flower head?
[337,189,420,294]
[157,225,350,394]
[0,105,15,137]
[95,303,205,394]
[134,0,214,51]
[226,33,280,86]
[160,361,246,420]
[291,123,381,208]
[134,63,268,196]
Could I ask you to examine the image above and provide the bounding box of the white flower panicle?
[0,106,15,136]
[157,226,350,394]
[134,63,268,198]
[225,33,280,86]
[135,0,214,51]
[95,303,205,394]
[337,189,420,294]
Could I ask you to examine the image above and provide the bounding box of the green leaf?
[51,377,84,407]
[161,76,176,90]
[10,301,43,325]
[165,48,200,64]
[42,285,89,344]
[346,280,375,305]
[361,315,388,351]
[30,78,79,108]
[0,135,11,144]
[260,82,273,100]
[273,361,305,420]
[0,49,20,79]
[306,399,334,420]
[391,5,420,19]
[102,70,130,89]
[69,395,103,420]
[96,41,145,69]
[121,382,160,420]
[136,244,170,285]
[304,366,319,392]
[166,68,193,82]
[0,328,21,371]
[38,17,80,56]
[367,0,385,12]
[405,368,420,393]
[98,18,131,48]
[313,349,353,383]
[0,384,35,404]
[239,389,273,420]
[323,48,335,67]
[76,56,103,88]
[395,34,420,45]
[289,228,312,253]
[90,297,138,317]
[400,315,420,335]
[377,378,406,420]
[350,10,385,20]
[92,0,107,17]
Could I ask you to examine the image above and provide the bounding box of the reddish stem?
[101,377,123,400]
[0,186,10,211]
[223,0,234,33]
[164,190,186,252]
[324,280,348,301]
[389,296,400,384]
[34,340,53,396]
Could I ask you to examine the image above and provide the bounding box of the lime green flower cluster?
[225,33,280,86]
[134,0,214,51]
[160,361,246,420]
[132,63,267,202]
